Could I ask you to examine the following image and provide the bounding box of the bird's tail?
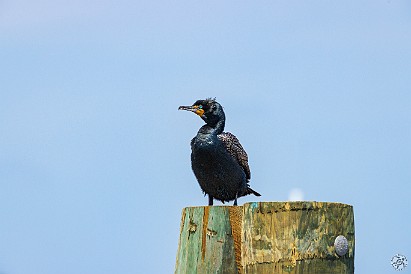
[244,186,261,197]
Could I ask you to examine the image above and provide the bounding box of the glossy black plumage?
[179,98,261,205]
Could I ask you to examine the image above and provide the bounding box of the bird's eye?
[198,105,203,109]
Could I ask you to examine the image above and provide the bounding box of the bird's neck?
[199,119,225,136]
[214,119,225,135]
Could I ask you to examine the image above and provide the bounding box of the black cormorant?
[179,98,261,206]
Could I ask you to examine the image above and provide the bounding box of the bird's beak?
[178,105,195,111]
[178,105,205,117]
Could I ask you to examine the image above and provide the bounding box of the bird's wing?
[218,132,251,181]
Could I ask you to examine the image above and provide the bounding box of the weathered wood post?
[175,202,354,274]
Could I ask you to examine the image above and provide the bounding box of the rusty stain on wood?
[201,206,210,261]
[229,206,243,274]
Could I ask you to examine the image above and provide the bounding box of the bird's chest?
[191,138,232,178]
[192,135,216,151]
[191,134,221,157]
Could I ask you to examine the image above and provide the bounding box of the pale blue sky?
[1,1,410,273]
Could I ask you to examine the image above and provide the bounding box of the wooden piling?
[175,202,354,274]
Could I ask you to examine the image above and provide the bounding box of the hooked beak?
[178,105,195,111]
[178,105,205,117]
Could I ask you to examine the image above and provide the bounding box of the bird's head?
[178,98,225,127]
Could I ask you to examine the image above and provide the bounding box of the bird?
[179,98,261,206]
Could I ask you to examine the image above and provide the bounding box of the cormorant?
[179,98,261,206]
